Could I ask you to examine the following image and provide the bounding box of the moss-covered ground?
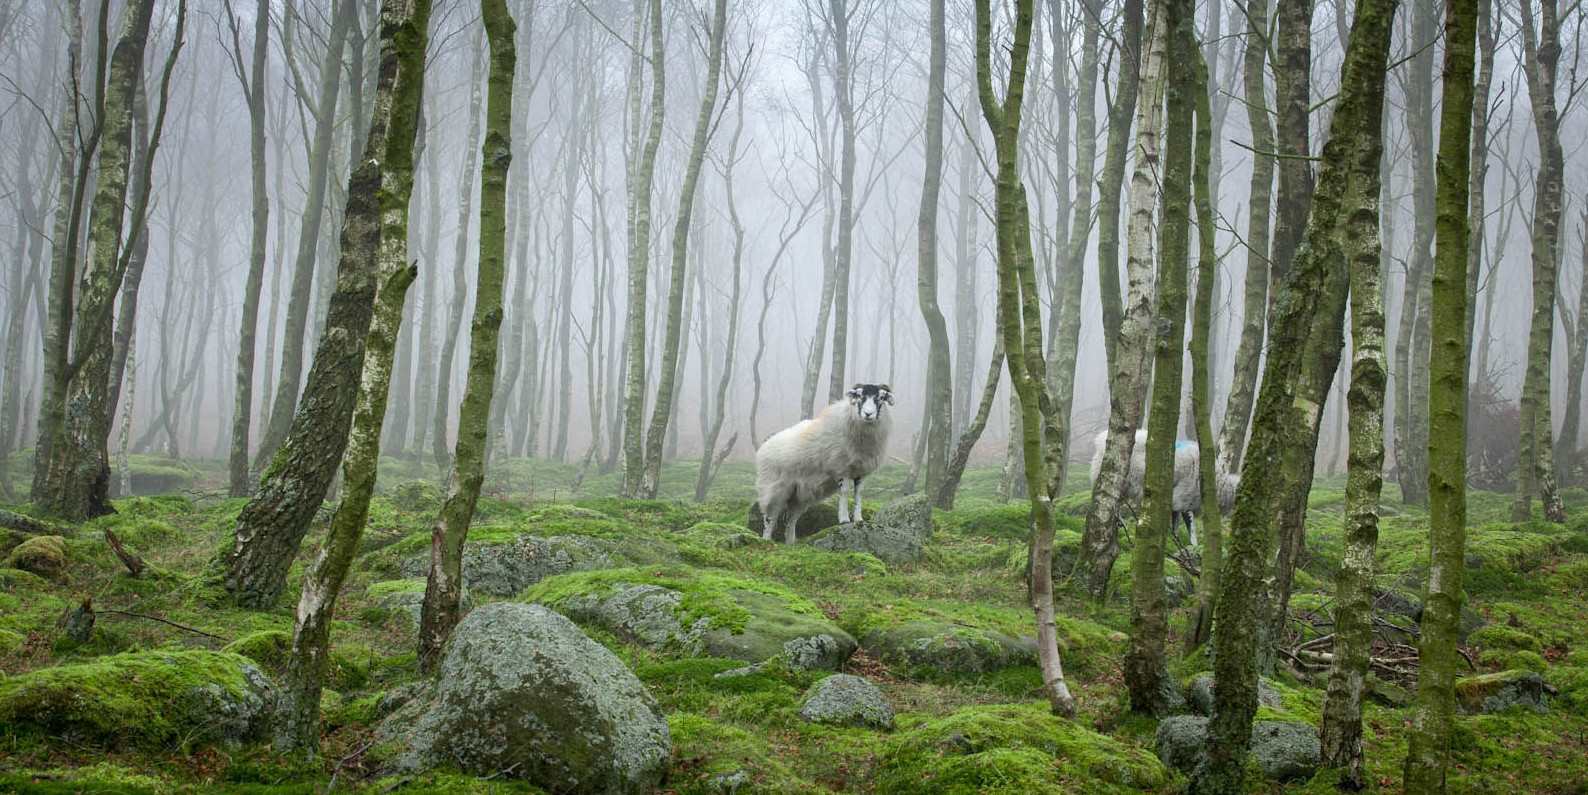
[0,457,1586,792]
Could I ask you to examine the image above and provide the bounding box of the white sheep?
[755,384,895,543]
[1089,428,1239,546]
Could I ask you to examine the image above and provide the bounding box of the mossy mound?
[4,535,70,579]
[114,455,199,496]
[394,532,679,596]
[876,703,1168,793]
[525,567,857,669]
[0,650,274,750]
[747,501,840,541]
[681,521,765,550]
[861,620,1038,678]
[1456,669,1549,714]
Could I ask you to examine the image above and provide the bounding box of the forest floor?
[1,454,1587,793]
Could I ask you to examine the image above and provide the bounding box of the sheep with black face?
[754,384,895,543]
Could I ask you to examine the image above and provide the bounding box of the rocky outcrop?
[1455,669,1549,714]
[798,674,894,730]
[807,495,934,564]
[861,620,1037,676]
[1155,716,1320,782]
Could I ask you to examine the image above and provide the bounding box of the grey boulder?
[1182,672,1282,716]
[1155,716,1320,782]
[861,620,1037,676]
[399,534,669,596]
[377,602,670,794]
[807,495,934,564]
[799,674,894,729]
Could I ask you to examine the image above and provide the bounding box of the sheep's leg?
[784,513,799,544]
[1186,512,1198,547]
[852,478,864,521]
[837,480,851,523]
[762,511,776,542]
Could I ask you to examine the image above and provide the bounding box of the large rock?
[747,502,839,542]
[542,577,856,671]
[799,674,894,729]
[806,495,934,564]
[1155,716,1320,782]
[399,534,671,596]
[861,620,1038,676]
[1455,669,1549,714]
[1183,672,1282,716]
[0,650,274,750]
[367,578,471,630]
[4,536,70,579]
[378,602,670,794]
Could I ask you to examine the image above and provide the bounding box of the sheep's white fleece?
[1089,429,1239,539]
[755,399,892,542]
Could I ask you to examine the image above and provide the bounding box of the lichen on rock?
[799,673,894,729]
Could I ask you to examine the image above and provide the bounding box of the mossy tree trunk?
[824,0,857,405]
[225,0,271,498]
[1403,0,1476,785]
[430,32,484,472]
[1074,0,1167,601]
[1464,0,1494,376]
[1091,0,1145,371]
[619,0,664,498]
[975,0,1076,719]
[695,81,749,503]
[1557,210,1588,486]
[915,0,952,502]
[36,0,181,521]
[1128,0,1192,717]
[637,0,729,500]
[274,0,431,756]
[417,0,515,674]
[222,0,406,609]
[1513,0,1568,524]
[1215,0,1274,476]
[1194,0,1397,787]
[1186,50,1224,654]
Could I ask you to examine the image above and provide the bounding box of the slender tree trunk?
[1127,0,1191,717]
[638,0,729,499]
[256,1,356,471]
[953,137,979,433]
[223,0,409,609]
[418,0,515,672]
[937,335,1005,509]
[976,0,1076,719]
[431,32,485,473]
[1092,0,1145,370]
[107,77,152,427]
[619,0,664,497]
[915,0,952,501]
[1393,0,1438,508]
[410,132,444,453]
[1046,0,1100,497]
[696,92,748,502]
[1074,0,1168,600]
[825,0,857,404]
[1186,51,1224,653]
[1513,0,1567,524]
[228,0,271,497]
[1557,212,1588,485]
[552,62,585,463]
[1195,0,1397,787]
[1464,0,1494,378]
[1216,0,1275,475]
[1403,0,1475,785]
[275,0,429,752]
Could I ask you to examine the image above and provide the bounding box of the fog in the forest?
[2,0,1586,483]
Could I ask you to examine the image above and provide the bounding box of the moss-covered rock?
[366,578,472,630]
[0,650,274,750]
[1182,672,1282,716]
[0,627,26,657]
[862,620,1038,677]
[747,501,839,541]
[878,703,1167,793]
[681,521,765,550]
[221,630,369,693]
[399,533,676,596]
[116,455,198,496]
[1455,669,1549,714]
[1155,716,1319,782]
[806,497,932,564]
[376,603,670,794]
[798,673,894,730]
[4,535,70,579]
[527,567,857,670]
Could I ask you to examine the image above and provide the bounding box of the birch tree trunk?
[275,0,430,754]
[1127,0,1190,716]
[976,0,1076,719]
[227,0,271,497]
[222,0,408,609]
[619,0,664,497]
[1557,211,1588,485]
[1216,0,1275,475]
[1195,0,1397,787]
[1092,0,1145,369]
[1403,0,1475,785]
[825,0,858,404]
[638,0,729,499]
[1465,0,1494,376]
[696,86,749,502]
[417,0,514,673]
[1393,0,1438,508]
[1186,51,1224,653]
[1073,0,1168,600]
[1512,0,1567,524]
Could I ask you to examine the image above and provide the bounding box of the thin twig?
[98,609,229,641]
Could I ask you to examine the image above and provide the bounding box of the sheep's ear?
[846,388,862,402]
[879,387,895,405]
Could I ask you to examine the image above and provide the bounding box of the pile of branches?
[1277,599,1474,688]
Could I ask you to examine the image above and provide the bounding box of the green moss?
[366,577,428,598]
[0,650,269,750]
[110,494,195,519]
[663,713,806,793]
[4,536,70,579]
[223,630,292,672]
[877,703,1168,793]
[522,566,820,633]
[1468,624,1543,652]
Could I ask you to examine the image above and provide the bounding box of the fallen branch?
[103,527,146,578]
[98,609,229,641]
[0,508,72,537]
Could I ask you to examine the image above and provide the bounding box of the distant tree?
[619,0,665,498]
[914,0,952,501]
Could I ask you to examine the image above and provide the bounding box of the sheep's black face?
[845,383,894,423]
